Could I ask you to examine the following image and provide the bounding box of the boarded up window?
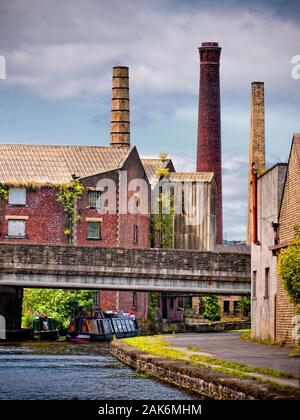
[8,188,26,205]
[8,220,26,237]
[264,267,270,299]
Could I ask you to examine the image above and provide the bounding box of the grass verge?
[122,335,295,381]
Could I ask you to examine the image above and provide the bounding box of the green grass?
[187,346,202,352]
[289,349,300,358]
[122,336,295,380]
[189,354,294,379]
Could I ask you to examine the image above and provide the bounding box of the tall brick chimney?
[246,82,265,244]
[196,42,223,244]
[110,66,130,148]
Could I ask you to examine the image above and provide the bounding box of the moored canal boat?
[66,310,139,343]
[33,314,59,341]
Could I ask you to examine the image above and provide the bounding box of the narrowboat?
[66,310,139,343]
[33,314,59,341]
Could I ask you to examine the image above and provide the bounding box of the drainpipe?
[251,162,259,245]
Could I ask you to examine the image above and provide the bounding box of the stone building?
[251,164,287,341]
[251,134,300,344]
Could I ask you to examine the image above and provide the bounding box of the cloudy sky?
[0,0,299,240]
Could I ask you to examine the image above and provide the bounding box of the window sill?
[5,235,28,239]
[7,204,27,207]
[264,296,269,300]
[86,237,102,241]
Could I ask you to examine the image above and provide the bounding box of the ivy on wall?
[150,153,174,249]
[0,179,84,245]
[56,179,84,244]
[277,225,300,312]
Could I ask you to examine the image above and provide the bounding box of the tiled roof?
[141,158,174,184]
[0,144,132,183]
[168,172,214,182]
[294,133,300,165]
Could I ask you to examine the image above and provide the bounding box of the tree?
[22,288,94,330]
[203,296,221,321]
[236,297,251,318]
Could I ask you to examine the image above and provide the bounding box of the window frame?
[88,190,102,209]
[8,188,26,206]
[87,221,101,240]
[7,219,26,238]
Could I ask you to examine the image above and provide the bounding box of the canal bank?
[110,334,300,400]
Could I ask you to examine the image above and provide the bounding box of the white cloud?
[1,1,299,102]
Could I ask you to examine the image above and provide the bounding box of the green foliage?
[156,168,170,177]
[148,292,160,323]
[22,288,94,330]
[0,183,9,200]
[278,227,300,307]
[203,296,221,321]
[56,179,84,244]
[236,296,251,318]
[151,193,174,248]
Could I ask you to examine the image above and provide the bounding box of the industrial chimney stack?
[110,66,130,148]
[196,42,223,244]
[246,82,265,245]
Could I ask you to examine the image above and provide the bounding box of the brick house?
[276,134,300,344]
[0,144,151,320]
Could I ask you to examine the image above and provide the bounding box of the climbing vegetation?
[56,179,84,244]
[277,226,300,312]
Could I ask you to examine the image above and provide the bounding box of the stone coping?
[110,341,300,400]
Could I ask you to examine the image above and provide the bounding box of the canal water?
[0,342,197,400]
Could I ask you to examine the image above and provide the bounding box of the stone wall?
[110,341,298,400]
[0,243,250,277]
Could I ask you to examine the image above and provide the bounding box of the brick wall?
[277,136,300,344]
[0,147,151,320]
[197,43,223,244]
[0,187,67,244]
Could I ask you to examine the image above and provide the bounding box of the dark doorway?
[223,300,230,314]
[162,295,168,319]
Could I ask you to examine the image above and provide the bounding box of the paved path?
[165,332,300,379]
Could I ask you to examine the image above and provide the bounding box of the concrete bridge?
[0,243,251,295]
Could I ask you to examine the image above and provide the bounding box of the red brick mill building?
[0,45,226,323]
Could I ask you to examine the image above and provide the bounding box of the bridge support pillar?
[0,286,23,340]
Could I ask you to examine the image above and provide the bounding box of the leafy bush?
[278,229,300,309]
[237,297,251,318]
[203,296,221,321]
[22,288,94,330]
[148,292,160,323]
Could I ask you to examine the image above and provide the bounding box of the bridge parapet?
[0,243,251,294]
